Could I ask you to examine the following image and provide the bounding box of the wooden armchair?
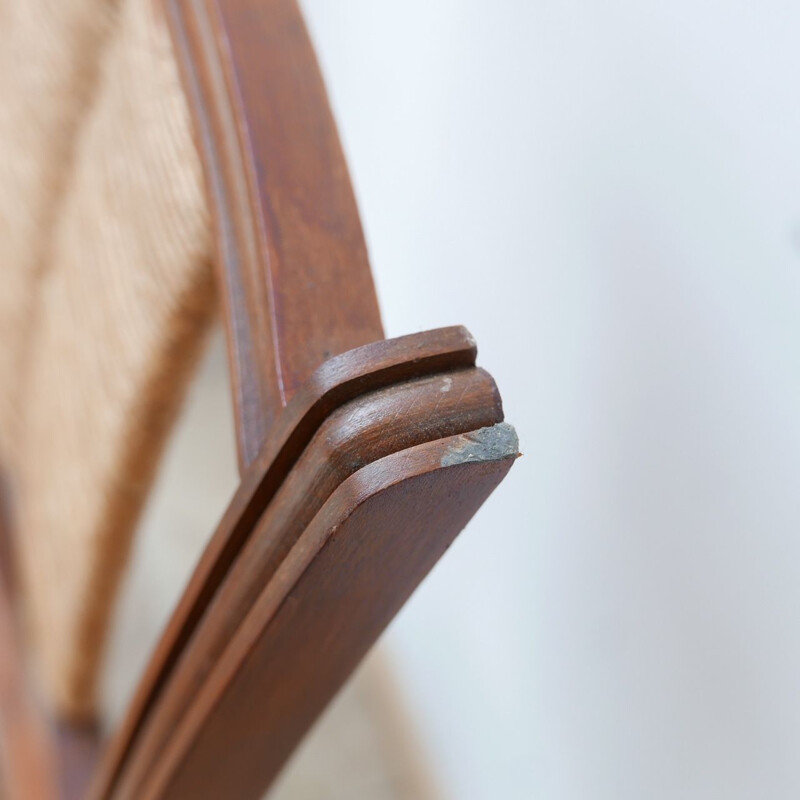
[0,1,518,798]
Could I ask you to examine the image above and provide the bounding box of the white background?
[298,1,800,798]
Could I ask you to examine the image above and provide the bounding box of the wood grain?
[90,327,480,800]
[108,368,503,799]
[142,425,518,799]
[0,0,519,795]
[167,0,384,469]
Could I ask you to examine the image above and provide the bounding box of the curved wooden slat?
[144,426,518,799]
[110,367,503,799]
[1,0,517,796]
[168,0,385,470]
[90,327,479,800]
[90,1,519,797]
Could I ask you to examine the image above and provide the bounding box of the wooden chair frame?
[0,1,518,798]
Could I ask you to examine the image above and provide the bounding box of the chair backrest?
[0,0,215,719]
[0,3,518,798]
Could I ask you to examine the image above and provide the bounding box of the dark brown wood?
[90,327,479,800]
[1,0,518,796]
[108,368,503,800]
[91,2,519,795]
[168,0,384,470]
[142,425,517,800]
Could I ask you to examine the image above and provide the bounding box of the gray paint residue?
[441,423,519,467]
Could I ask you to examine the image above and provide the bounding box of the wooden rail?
[0,2,518,798]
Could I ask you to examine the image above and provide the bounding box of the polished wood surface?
[143,427,517,799]
[90,328,479,800]
[0,0,518,797]
[108,367,503,799]
[94,0,518,795]
[168,0,384,470]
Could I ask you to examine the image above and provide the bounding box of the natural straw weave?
[0,0,215,718]
[0,0,116,464]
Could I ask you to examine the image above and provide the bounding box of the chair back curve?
[0,4,520,797]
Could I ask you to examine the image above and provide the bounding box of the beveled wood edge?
[109,367,503,799]
[0,0,517,794]
[168,0,385,468]
[90,326,478,799]
[142,425,519,799]
[167,0,274,466]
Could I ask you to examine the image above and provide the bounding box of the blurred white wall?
[300,1,800,798]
